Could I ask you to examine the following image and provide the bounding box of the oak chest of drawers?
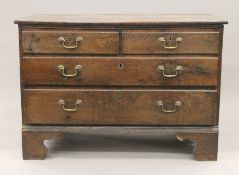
[15,14,227,160]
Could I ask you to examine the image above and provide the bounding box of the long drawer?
[21,30,119,54]
[122,29,219,54]
[23,89,218,125]
[22,56,218,86]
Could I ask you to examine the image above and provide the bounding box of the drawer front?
[21,30,119,54]
[122,30,219,54]
[23,89,218,125]
[22,57,218,86]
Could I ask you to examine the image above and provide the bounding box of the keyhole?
[168,36,172,41]
[118,63,124,69]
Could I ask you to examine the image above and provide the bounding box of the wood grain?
[14,14,228,25]
[22,30,119,54]
[122,30,219,54]
[15,14,227,160]
[23,89,218,125]
[22,56,218,86]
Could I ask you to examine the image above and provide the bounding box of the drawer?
[21,30,119,54]
[122,30,219,54]
[22,56,218,86]
[23,89,218,125]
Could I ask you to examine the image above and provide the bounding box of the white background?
[0,0,238,174]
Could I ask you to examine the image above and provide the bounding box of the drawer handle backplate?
[58,36,84,49]
[158,36,183,50]
[58,99,82,112]
[157,65,183,78]
[157,100,182,113]
[58,65,82,78]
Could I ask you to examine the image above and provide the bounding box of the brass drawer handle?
[157,65,183,78]
[58,65,82,78]
[158,36,183,50]
[157,100,182,113]
[58,36,84,49]
[58,99,82,112]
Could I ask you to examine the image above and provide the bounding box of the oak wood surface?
[22,30,119,54]
[14,14,228,25]
[122,30,219,54]
[22,56,218,86]
[15,14,227,160]
[23,89,218,125]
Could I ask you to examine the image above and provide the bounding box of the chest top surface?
[14,14,227,26]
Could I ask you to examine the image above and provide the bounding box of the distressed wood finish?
[122,30,219,54]
[15,14,227,160]
[22,56,218,86]
[22,30,119,54]
[23,89,218,125]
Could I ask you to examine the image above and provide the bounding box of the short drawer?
[21,30,119,54]
[22,56,218,86]
[23,89,218,125]
[122,29,219,54]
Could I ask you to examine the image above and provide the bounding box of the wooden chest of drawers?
[15,14,227,160]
